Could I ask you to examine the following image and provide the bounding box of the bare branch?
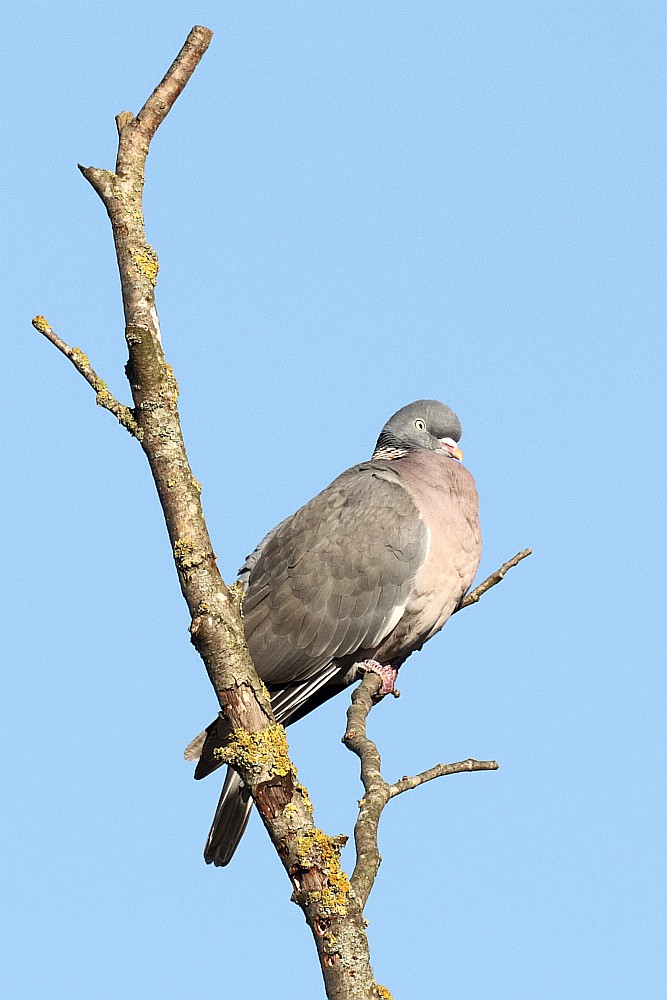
[62,27,382,999]
[389,758,498,799]
[31,315,141,438]
[343,672,390,908]
[135,26,213,140]
[455,548,532,612]
[339,546,527,908]
[343,670,496,911]
[37,27,519,999]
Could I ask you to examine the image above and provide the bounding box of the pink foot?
[359,659,400,700]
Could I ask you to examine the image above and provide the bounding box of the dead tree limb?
[31,315,141,437]
[456,548,532,611]
[31,26,530,1000]
[343,672,498,909]
[32,25,384,1000]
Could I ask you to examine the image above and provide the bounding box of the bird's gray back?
[239,460,429,686]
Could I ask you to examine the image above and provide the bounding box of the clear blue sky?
[3,3,664,998]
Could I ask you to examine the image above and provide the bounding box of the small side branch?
[343,671,496,911]
[343,671,389,908]
[31,316,141,438]
[389,758,498,799]
[455,548,532,613]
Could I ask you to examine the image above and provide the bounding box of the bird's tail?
[203,766,253,866]
[185,717,254,866]
[186,666,349,866]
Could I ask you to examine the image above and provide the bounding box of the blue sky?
[3,3,664,998]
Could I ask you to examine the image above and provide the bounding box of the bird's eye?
[414,419,426,431]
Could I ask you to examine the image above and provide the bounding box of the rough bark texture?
[74,26,382,1000]
[33,26,530,1000]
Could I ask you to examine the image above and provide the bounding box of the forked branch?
[33,25,383,1000]
[343,551,528,909]
[31,25,530,1000]
[344,671,497,909]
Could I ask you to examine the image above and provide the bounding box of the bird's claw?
[359,659,400,700]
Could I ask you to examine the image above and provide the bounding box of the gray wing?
[241,460,429,689]
[187,461,430,866]
[237,512,292,591]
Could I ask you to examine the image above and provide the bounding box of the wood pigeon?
[185,399,481,865]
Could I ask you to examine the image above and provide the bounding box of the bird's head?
[372,399,464,461]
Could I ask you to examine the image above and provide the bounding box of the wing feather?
[239,461,428,685]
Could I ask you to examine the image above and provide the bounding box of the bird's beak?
[439,437,463,462]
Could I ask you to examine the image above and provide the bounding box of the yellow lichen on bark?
[130,244,159,285]
[32,315,52,334]
[228,580,245,612]
[161,362,179,404]
[294,828,350,915]
[214,723,293,781]
[70,347,90,368]
[173,537,199,569]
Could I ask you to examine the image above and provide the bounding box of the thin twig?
[31,316,141,438]
[455,548,532,612]
[389,758,498,798]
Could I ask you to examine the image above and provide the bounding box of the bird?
[185,399,482,866]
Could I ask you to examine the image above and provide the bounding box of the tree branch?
[343,671,497,911]
[389,758,499,798]
[31,315,141,437]
[33,28,528,1000]
[343,672,390,908]
[134,26,212,141]
[455,548,532,612]
[36,26,385,1000]
[340,548,531,910]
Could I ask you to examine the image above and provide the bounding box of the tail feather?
[183,729,207,762]
[187,665,353,866]
[204,767,253,866]
[184,715,231,781]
